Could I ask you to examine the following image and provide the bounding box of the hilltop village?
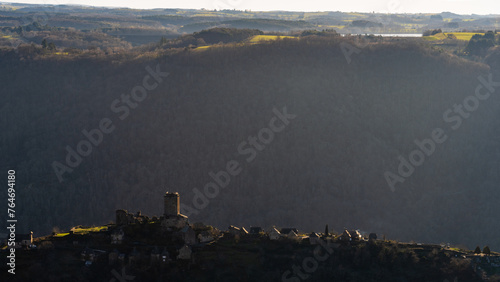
[2,192,500,281]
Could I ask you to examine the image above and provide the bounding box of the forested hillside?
[1,36,499,251]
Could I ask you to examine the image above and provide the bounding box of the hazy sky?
[5,0,500,15]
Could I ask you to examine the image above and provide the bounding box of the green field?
[194,35,298,51]
[52,226,108,237]
[71,225,108,234]
[318,25,345,30]
[248,35,297,43]
[424,32,485,41]
[195,45,212,50]
[53,232,70,237]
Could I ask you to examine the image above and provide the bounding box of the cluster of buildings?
[115,192,188,228]
[102,192,220,266]
[112,192,374,247]
[6,191,500,279]
[2,192,381,268]
[112,192,217,246]
[101,192,378,267]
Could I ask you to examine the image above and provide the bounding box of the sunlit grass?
[320,25,344,30]
[448,32,484,41]
[53,232,70,237]
[0,5,18,10]
[249,35,297,43]
[347,13,366,17]
[423,32,484,41]
[194,45,213,51]
[70,225,108,234]
[194,35,298,51]
[304,12,329,19]
[190,13,220,17]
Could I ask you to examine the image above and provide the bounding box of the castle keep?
[161,192,188,229]
[164,192,180,216]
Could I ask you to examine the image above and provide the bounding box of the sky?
[3,0,500,15]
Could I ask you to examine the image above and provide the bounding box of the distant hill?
[192,28,263,44]
[179,18,314,33]
[1,4,500,49]
[440,12,464,19]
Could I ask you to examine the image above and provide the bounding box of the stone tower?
[161,192,188,229]
[164,192,180,216]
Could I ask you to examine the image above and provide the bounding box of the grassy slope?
[424,32,485,41]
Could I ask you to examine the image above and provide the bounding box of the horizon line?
[1,2,499,16]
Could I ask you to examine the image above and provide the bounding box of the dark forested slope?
[1,37,499,251]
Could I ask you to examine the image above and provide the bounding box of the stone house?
[228,225,248,239]
[250,227,263,235]
[268,227,281,240]
[286,230,301,241]
[349,230,362,241]
[280,228,299,236]
[339,230,352,241]
[228,225,241,236]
